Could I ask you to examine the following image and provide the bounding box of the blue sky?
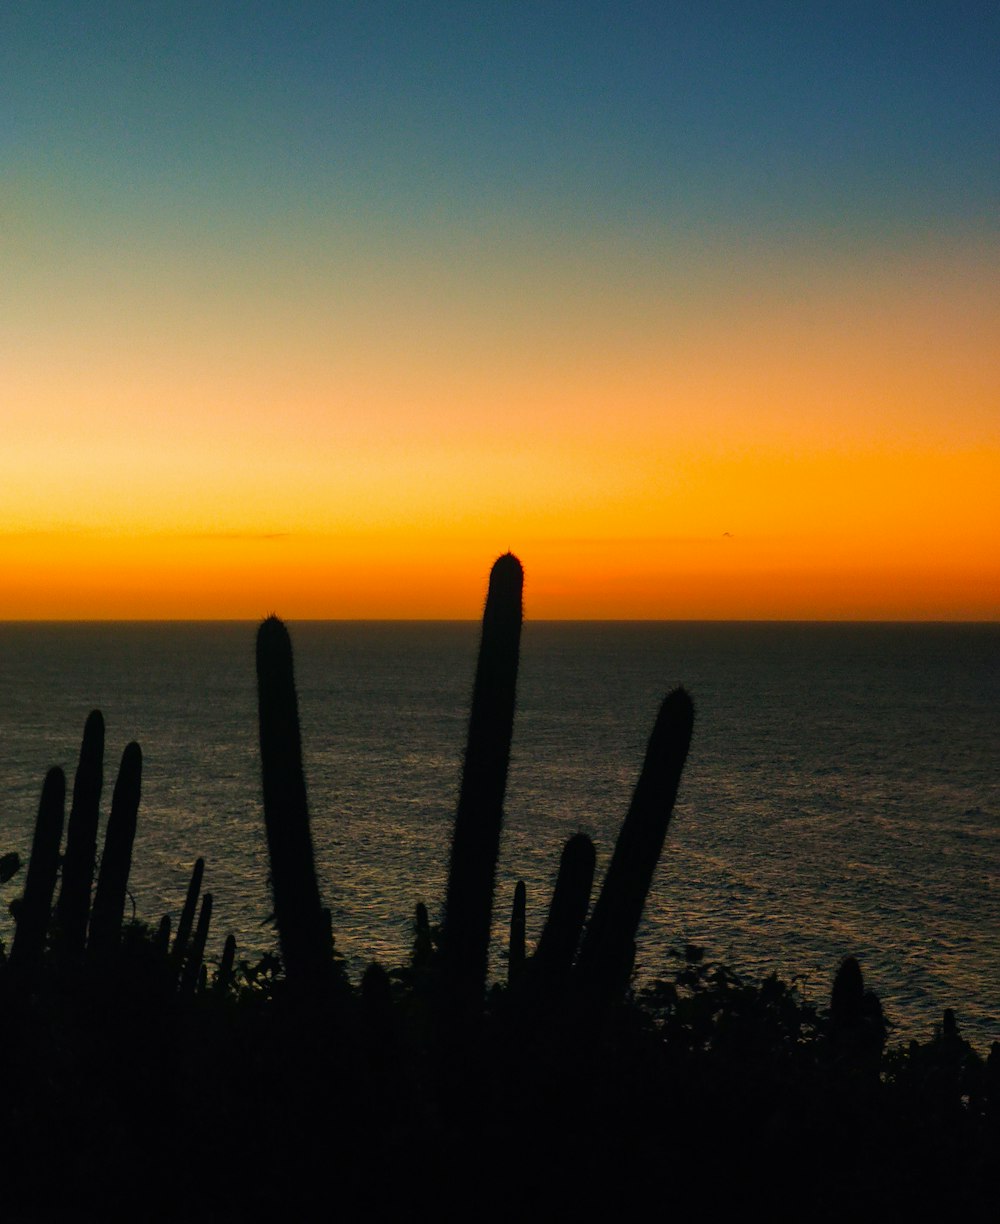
[4,1,997,234]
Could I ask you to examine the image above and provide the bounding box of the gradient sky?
[3,2,998,618]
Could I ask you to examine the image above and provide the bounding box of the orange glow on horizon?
[3,237,997,620]
[1,509,996,622]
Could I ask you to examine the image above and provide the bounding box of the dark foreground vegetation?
[1,555,996,1221]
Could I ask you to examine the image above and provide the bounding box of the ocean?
[0,621,997,1046]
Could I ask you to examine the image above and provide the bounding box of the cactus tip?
[258,613,288,640]
[257,615,295,672]
[663,685,695,723]
[494,549,522,568]
[491,551,523,586]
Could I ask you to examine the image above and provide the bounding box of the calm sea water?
[0,622,996,1045]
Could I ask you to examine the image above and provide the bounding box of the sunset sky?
[3,2,998,619]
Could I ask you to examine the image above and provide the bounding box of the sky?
[3,1,998,619]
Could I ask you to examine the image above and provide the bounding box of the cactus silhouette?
[89,742,142,957]
[9,766,65,978]
[508,880,526,986]
[442,552,523,1006]
[830,955,865,1024]
[576,687,694,1002]
[180,893,213,996]
[215,932,237,994]
[171,857,205,978]
[55,709,104,960]
[256,615,329,985]
[829,954,886,1065]
[361,960,393,1027]
[154,913,172,957]
[412,901,433,972]
[531,833,596,992]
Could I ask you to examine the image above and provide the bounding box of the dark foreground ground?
[1,937,995,1223]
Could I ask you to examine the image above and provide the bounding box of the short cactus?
[531,833,596,993]
[215,932,237,994]
[508,880,527,986]
[180,893,213,996]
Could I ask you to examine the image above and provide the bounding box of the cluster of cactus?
[253,550,696,1017]
[3,550,909,1043]
[2,709,229,996]
[3,550,898,1038]
[248,549,940,1053]
[253,548,989,1163]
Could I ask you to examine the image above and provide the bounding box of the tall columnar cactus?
[531,832,596,992]
[442,552,523,1006]
[55,709,104,960]
[256,615,329,986]
[88,742,142,957]
[576,687,694,1003]
[9,766,66,978]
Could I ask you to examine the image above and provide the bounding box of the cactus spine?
[10,766,66,978]
[256,615,329,985]
[441,552,523,1005]
[576,687,694,1002]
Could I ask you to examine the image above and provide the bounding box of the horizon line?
[2,617,997,627]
